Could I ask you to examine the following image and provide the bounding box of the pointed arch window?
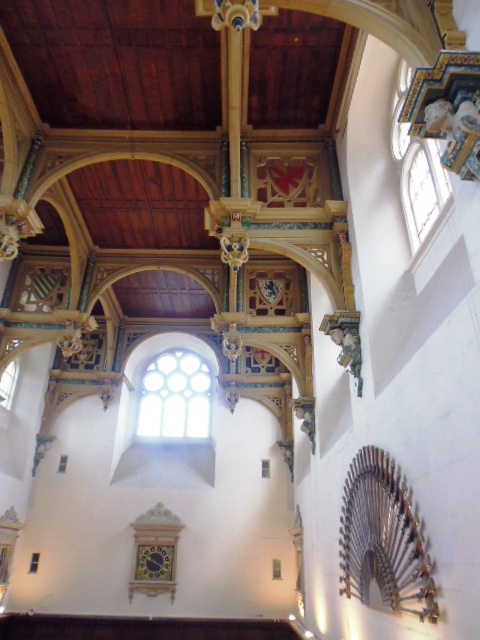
[136,350,212,439]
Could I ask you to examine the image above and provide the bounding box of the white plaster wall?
[7,388,296,619]
[293,26,480,640]
[0,344,53,523]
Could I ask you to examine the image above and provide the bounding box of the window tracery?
[136,350,212,440]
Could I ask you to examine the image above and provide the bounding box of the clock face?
[135,545,174,581]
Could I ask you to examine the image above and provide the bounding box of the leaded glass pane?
[157,354,176,374]
[137,395,162,437]
[163,395,186,437]
[137,349,212,439]
[180,355,200,375]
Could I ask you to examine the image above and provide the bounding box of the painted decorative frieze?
[291,397,316,454]
[320,311,362,397]
[339,446,439,624]
[255,156,324,208]
[61,330,107,372]
[14,263,71,313]
[246,266,296,317]
[244,346,283,374]
[400,51,480,181]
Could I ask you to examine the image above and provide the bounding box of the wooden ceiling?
[28,200,69,246]
[2,2,356,322]
[112,270,216,319]
[248,11,347,129]
[0,1,353,131]
[67,160,217,250]
[0,0,222,130]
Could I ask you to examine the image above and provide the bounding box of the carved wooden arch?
[28,151,219,207]
[248,237,345,311]
[96,293,116,372]
[0,82,20,196]
[0,335,56,377]
[86,265,222,316]
[241,336,304,396]
[238,390,289,439]
[269,0,440,66]
[40,385,105,437]
[39,190,85,309]
[119,329,224,377]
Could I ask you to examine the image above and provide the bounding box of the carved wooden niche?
[129,502,184,604]
[339,446,439,623]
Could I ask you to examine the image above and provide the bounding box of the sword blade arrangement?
[339,445,439,624]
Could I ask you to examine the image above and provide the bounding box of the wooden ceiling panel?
[25,200,69,246]
[112,270,216,319]
[0,0,221,130]
[67,159,218,250]
[248,11,347,129]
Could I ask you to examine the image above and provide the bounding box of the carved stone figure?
[425,98,480,140]
[329,327,345,346]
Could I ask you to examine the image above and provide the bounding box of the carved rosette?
[211,0,261,32]
[291,397,315,455]
[339,446,439,624]
[320,311,362,397]
[276,439,294,482]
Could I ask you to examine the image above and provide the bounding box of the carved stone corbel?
[320,311,362,397]
[291,397,316,454]
[400,51,480,181]
[32,434,56,477]
[276,439,294,482]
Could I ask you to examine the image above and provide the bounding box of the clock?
[129,503,184,603]
[135,545,174,581]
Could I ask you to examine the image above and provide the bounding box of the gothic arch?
[86,265,222,316]
[28,151,219,207]
[248,237,345,310]
[0,82,20,195]
[241,336,304,396]
[269,0,440,66]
